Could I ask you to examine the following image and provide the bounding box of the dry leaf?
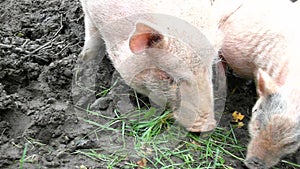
[79,165,88,169]
[191,140,201,146]
[231,88,237,94]
[137,158,147,169]
[237,122,244,128]
[232,111,245,122]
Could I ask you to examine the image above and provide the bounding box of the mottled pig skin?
[79,0,223,132]
[216,0,300,168]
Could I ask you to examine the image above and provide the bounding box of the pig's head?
[120,21,217,132]
[245,69,300,169]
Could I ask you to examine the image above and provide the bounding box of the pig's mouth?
[244,156,267,169]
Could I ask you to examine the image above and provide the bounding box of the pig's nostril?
[245,157,266,169]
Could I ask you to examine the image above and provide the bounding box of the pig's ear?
[256,69,278,97]
[129,22,165,54]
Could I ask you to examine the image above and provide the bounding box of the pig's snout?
[186,118,216,132]
[245,157,267,169]
[174,108,216,133]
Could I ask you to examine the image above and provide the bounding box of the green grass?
[78,105,300,168]
[76,85,300,169]
[17,137,48,168]
[78,107,246,168]
[76,90,248,169]
[19,143,28,169]
[96,80,119,97]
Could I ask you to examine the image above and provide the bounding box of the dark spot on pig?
[158,70,174,84]
[148,33,162,47]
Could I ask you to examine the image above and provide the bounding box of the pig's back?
[83,0,214,28]
[82,0,221,49]
[219,0,297,85]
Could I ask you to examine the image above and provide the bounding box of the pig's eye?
[251,104,260,113]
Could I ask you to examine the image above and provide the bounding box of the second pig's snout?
[245,157,267,169]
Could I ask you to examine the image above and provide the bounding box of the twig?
[21,39,30,48]
[27,14,63,55]
[25,36,59,54]
[1,14,64,57]
[55,42,70,56]
[52,14,63,38]
[0,43,13,49]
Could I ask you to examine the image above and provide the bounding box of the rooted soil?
[0,0,299,168]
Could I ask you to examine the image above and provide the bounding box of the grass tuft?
[20,143,28,169]
[77,86,298,168]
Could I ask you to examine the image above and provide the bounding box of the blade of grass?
[20,143,28,169]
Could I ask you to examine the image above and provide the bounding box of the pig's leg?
[74,13,104,107]
[80,14,104,61]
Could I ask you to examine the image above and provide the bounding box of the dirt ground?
[0,0,299,168]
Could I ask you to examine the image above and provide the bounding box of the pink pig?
[79,0,224,132]
[216,0,300,168]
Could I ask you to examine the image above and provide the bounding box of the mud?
[0,0,299,168]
